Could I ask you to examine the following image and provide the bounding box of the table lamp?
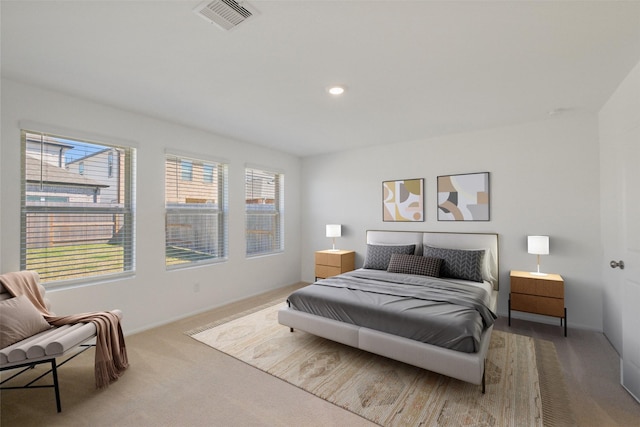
[326,224,341,251]
[528,235,549,276]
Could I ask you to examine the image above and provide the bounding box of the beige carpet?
[187,302,576,427]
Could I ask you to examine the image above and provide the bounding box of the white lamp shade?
[528,235,549,255]
[326,224,341,238]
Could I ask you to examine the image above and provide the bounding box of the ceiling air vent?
[193,0,256,31]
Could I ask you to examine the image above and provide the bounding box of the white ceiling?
[2,1,640,157]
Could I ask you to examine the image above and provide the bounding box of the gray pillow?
[0,295,51,349]
[423,245,485,282]
[387,254,443,277]
[363,244,416,270]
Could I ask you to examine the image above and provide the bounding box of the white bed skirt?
[278,304,493,387]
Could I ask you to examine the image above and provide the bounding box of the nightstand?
[509,270,567,336]
[315,250,355,280]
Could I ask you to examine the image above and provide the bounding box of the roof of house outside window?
[25,154,108,188]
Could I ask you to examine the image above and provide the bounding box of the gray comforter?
[287,269,497,353]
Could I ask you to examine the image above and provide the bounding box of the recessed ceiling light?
[327,85,346,96]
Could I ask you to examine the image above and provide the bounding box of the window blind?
[245,167,283,256]
[165,154,228,268]
[20,131,136,284]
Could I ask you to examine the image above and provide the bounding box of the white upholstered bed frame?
[278,230,499,391]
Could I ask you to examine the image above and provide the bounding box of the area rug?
[187,302,576,426]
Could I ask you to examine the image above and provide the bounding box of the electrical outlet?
[193,282,200,293]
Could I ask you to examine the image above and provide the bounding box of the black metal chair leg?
[51,359,61,413]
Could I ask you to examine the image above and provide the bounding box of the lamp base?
[530,271,548,276]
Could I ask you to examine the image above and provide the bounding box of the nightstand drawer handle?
[610,260,625,269]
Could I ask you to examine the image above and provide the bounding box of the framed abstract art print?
[383,178,424,222]
[437,172,490,221]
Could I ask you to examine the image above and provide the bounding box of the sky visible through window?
[61,138,106,163]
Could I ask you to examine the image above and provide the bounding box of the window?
[108,151,114,178]
[21,131,136,284]
[203,164,214,184]
[165,154,227,268]
[245,167,283,256]
[181,160,193,181]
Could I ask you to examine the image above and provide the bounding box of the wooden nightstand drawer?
[315,265,342,278]
[315,250,355,279]
[315,252,342,267]
[511,276,563,298]
[511,293,565,317]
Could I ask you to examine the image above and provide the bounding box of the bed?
[278,230,499,392]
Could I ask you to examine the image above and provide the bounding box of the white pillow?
[482,248,497,284]
[0,295,51,349]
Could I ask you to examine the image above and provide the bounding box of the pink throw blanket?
[0,271,128,388]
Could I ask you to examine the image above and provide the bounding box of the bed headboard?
[366,230,499,290]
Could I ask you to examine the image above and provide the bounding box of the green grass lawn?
[26,243,126,282]
[165,246,217,265]
[27,243,217,282]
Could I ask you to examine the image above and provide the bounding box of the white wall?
[0,79,302,334]
[598,59,640,353]
[0,78,608,333]
[302,112,603,331]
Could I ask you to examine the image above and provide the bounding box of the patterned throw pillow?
[363,244,416,270]
[423,245,485,282]
[387,254,443,277]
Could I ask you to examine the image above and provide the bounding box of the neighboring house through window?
[245,167,284,257]
[21,130,135,284]
[165,154,228,268]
